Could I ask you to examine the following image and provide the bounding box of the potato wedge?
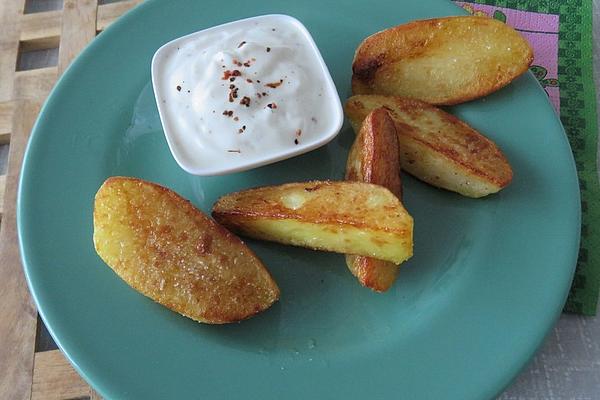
[93,177,279,324]
[352,16,533,105]
[345,108,403,292]
[346,108,402,199]
[212,181,413,264]
[345,95,513,198]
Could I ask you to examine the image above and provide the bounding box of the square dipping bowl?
[151,14,343,176]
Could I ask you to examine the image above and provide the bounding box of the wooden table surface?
[0,1,598,399]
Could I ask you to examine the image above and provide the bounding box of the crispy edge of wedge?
[345,108,403,291]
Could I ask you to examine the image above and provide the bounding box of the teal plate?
[18,1,580,399]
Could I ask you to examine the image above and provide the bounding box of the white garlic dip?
[151,14,343,175]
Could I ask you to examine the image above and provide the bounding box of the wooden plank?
[97,0,143,32]
[32,350,102,400]
[20,10,62,43]
[0,174,5,219]
[19,36,61,53]
[0,101,13,143]
[14,67,58,101]
[0,0,27,102]
[58,0,98,76]
[0,100,39,400]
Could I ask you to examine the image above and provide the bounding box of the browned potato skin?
[345,95,513,198]
[212,181,413,264]
[93,177,279,324]
[346,108,402,199]
[352,16,534,105]
[345,108,402,292]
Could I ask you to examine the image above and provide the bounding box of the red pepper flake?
[232,59,243,67]
[238,125,246,134]
[266,47,271,52]
[246,78,253,83]
[240,96,251,107]
[237,41,246,48]
[256,79,261,83]
[222,110,234,117]
[228,87,239,102]
[243,61,251,67]
[233,116,239,121]
[176,85,182,91]
[267,102,277,109]
[227,149,241,153]
[262,92,268,96]
[222,69,242,80]
[265,79,283,88]
[256,93,262,98]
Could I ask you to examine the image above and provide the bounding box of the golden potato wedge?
[352,16,533,105]
[345,95,513,198]
[345,108,403,292]
[212,181,413,264]
[346,108,402,199]
[93,177,279,324]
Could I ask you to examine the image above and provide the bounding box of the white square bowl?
[151,14,343,176]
